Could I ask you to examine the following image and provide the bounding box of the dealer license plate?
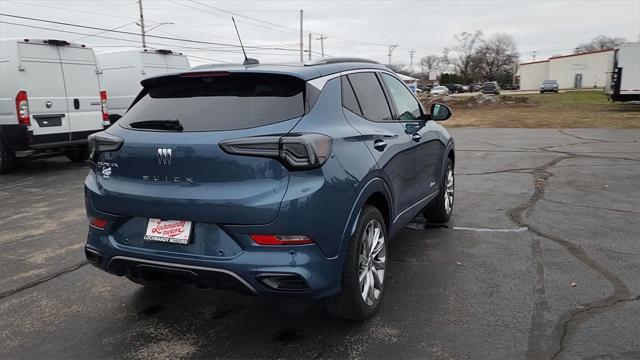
[143,218,192,245]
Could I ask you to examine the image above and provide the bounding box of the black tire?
[66,146,89,163]
[423,158,454,223]
[0,136,17,174]
[325,205,387,321]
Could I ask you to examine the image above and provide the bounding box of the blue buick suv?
[84,58,455,320]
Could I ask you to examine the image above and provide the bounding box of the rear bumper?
[0,125,102,152]
[84,226,344,298]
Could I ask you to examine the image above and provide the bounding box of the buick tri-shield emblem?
[157,148,172,165]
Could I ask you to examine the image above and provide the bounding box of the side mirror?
[430,103,452,121]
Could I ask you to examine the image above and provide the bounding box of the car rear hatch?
[88,72,306,226]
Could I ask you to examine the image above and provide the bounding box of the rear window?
[120,73,305,131]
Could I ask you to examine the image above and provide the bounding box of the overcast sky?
[1,0,638,67]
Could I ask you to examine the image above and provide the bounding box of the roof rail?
[304,57,381,66]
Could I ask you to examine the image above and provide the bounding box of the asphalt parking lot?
[1,128,639,360]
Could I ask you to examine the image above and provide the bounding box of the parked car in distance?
[84,58,456,321]
[96,49,190,123]
[417,84,433,92]
[442,83,463,93]
[430,85,450,95]
[0,38,109,174]
[482,81,501,95]
[471,83,483,92]
[540,79,559,93]
[462,85,471,92]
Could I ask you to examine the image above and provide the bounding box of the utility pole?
[387,45,398,67]
[512,59,517,87]
[137,0,146,48]
[308,33,312,61]
[299,9,303,63]
[409,49,416,72]
[316,34,327,57]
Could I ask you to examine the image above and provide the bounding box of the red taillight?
[15,90,30,126]
[250,234,313,245]
[100,90,109,125]
[89,216,108,230]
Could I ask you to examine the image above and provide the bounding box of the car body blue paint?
[84,61,454,298]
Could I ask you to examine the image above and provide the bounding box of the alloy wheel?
[444,165,454,214]
[358,219,386,306]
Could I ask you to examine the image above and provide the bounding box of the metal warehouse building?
[517,49,614,90]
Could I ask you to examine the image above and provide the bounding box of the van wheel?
[0,137,17,174]
[66,146,89,162]
[424,158,454,223]
[325,205,387,321]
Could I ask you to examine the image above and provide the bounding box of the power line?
[178,1,299,37]
[0,20,235,62]
[0,13,311,53]
[182,1,397,50]
[0,18,326,58]
[188,0,300,35]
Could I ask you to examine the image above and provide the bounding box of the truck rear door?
[57,45,103,138]
[17,41,69,139]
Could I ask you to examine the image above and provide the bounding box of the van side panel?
[0,41,20,129]
[58,46,103,135]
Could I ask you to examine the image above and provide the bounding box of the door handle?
[373,139,387,151]
[412,133,422,142]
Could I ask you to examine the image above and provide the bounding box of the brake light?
[250,235,313,245]
[180,71,230,78]
[89,216,108,230]
[220,133,333,170]
[15,91,30,126]
[100,90,109,126]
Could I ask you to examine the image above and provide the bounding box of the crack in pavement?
[550,294,640,360]
[540,198,640,216]
[558,129,640,143]
[0,261,88,300]
[505,143,635,359]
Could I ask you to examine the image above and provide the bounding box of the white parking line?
[453,226,529,233]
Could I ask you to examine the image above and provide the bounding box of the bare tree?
[419,54,445,81]
[445,31,482,83]
[574,35,628,53]
[474,33,519,81]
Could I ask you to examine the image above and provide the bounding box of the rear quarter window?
[120,73,305,131]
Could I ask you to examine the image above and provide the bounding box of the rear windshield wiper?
[129,119,184,132]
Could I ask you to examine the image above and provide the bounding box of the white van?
[96,49,190,122]
[0,39,108,173]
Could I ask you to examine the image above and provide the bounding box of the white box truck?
[96,49,190,122]
[606,42,640,102]
[0,38,109,173]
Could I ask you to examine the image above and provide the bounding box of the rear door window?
[121,73,305,131]
[347,72,393,122]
